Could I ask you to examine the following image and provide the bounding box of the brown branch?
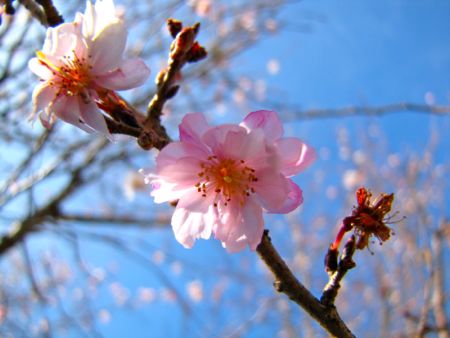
[321,236,356,306]
[56,213,170,227]
[0,139,108,256]
[291,103,450,120]
[138,19,206,150]
[17,0,48,26]
[432,223,450,338]
[105,117,141,138]
[256,230,355,338]
[34,0,63,27]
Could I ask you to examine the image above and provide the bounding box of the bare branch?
[256,230,355,338]
[321,236,356,306]
[290,103,450,120]
[34,0,63,27]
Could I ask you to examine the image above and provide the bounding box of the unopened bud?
[170,27,196,60]
[324,245,338,273]
[167,18,182,38]
[186,42,207,63]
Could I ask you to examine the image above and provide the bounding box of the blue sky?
[1,1,449,337]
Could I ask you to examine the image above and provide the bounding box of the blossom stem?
[321,236,357,306]
[331,223,350,251]
[256,230,356,338]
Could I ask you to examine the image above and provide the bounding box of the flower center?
[195,156,258,207]
[37,50,94,99]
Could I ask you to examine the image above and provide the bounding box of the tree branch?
[291,103,450,120]
[321,236,356,306]
[256,230,355,338]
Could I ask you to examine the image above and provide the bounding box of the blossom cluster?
[29,0,150,134]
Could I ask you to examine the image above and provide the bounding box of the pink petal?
[213,201,247,252]
[171,206,215,248]
[88,21,127,73]
[201,124,246,157]
[221,128,266,163]
[275,137,316,177]
[156,156,203,186]
[96,58,150,90]
[268,179,303,214]
[156,141,208,169]
[51,96,92,133]
[214,199,263,252]
[240,198,264,250]
[252,168,290,211]
[78,100,109,134]
[179,113,210,144]
[177,188,216,213]
[240,110,284,142]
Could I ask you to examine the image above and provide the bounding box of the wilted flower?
[144,110,315,252]
[332,187,396,251]
[29,0,150,134]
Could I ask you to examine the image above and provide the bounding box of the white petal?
[28,58,54,80]
[89,21,127,73]
[171,206,215,248]
[96,58,150,90]
[31,83,57,115]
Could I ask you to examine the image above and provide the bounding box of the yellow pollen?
[37,50,93,97]
[223,176,232,183]
[195,157,258,207]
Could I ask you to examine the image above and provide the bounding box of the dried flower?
[29,0,150,134]
[143,110,315,252]
[332,187,396,251]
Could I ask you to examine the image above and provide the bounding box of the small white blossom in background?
[187,280,203,303]
[98,309,112,324]
[123,171,147,201]
[28,0,150,134]
[137,287,156,303]
[143,110,315,252]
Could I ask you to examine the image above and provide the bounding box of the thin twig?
[321,236,356,306]
[17,0,47,26]
[0,139,108,256]
[256,230,355,338]
[34,0,63,27]
[290,103,450,120]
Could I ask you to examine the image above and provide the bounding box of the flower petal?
[268,179,303,214]
[214,199,263,252]
[240,198,264,250]
[252,168,290,211]
[96,58,150,90]
[28,58,54,80]
[88,21,127,73]
[171,206,215,248]
[156,156,203,186]
[275,137,316,176]
[31,83,57,116]
[240,110,284,142]
[201,124,246,157]
[156,141,209,169]
[51,96,92,133]
[78,99,109,134]
[179,113,210,145]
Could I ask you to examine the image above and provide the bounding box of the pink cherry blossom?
[28,0,150,134]
[144,110,315,252]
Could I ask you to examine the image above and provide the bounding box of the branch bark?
[256,230,356,338]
